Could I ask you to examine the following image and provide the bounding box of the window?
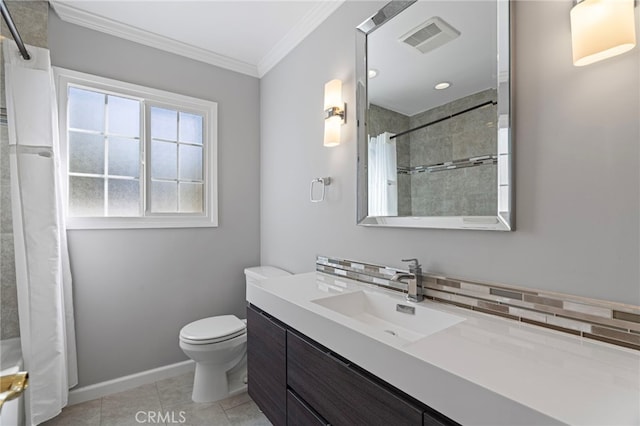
[55,68,217,229]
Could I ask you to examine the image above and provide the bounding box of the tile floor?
[42,372,272,426]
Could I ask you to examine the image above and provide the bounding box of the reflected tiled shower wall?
[370,89,497,217]
[0,1,48,339]
[409,89,497,216]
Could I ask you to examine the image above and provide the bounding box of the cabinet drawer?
[247,305,287,426]
[287,389,330,426]
[424,410,456,426]
[287,331,423,426]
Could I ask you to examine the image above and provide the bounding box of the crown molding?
[257,0,345,77]
[50,1,259,77]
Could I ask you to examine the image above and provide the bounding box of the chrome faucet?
[390,258,423,302]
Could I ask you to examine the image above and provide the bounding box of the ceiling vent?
[399,17,461,54]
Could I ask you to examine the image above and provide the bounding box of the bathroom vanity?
[248,304,453,426]
[246,272,640,426]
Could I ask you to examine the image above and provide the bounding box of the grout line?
[153,380,167,426]
[98,396,103,426]
[155,380,164,411]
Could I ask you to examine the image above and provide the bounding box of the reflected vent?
[400,17,460,54]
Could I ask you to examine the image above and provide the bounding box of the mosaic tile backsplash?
[316,256,640,351]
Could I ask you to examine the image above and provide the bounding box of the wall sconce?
[324,79,346,147]
[570,0,637,66]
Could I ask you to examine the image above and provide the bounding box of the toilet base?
[191,356,247,403]
[226,363,248,397]
[192,361,227,402]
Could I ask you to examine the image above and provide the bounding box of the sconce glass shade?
[324,79,342,110]
[324,116,341,147]
[570,0,637,66]
[324,79,344,147]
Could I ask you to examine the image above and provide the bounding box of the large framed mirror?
[356,0,512,231]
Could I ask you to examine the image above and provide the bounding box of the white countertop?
[246,272,640,426]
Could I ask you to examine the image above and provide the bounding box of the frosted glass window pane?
[179,112,203,144]
[69,176,104,217]
[151,140,177,180]
[69,87,104,132]
[69,131,104,174]
[107,95,140,137]
[109,137,139,177]
[151,181,178,212]
[179,183,203,213]
[179,145,203,181]
[108,179,140,216]
[151,107,177,141]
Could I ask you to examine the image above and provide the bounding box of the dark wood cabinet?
[424,410,455,426]
[246,305,287,426]
[246,303,458,426]
[287,330,424,426]
[287,390,330,426]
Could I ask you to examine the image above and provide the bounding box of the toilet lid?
[180,315,246,342]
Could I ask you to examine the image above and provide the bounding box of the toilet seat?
[180,315,246,345]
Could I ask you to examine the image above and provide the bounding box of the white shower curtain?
[368,132,398,216]
[3,41,78,425]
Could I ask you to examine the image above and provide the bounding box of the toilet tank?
[244,266,291,286]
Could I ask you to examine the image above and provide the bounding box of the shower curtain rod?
[0,0,30,60]
[390,100,497,140]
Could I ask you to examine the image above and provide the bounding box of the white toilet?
[179,266,291,403]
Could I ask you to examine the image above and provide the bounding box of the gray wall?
[49,11,261,387]
[260,1,640,305]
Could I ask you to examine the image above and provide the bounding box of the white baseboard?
[68,360,195,406]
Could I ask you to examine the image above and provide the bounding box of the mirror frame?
[356,0,513,231]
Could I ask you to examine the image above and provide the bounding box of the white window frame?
[54,67,218,229]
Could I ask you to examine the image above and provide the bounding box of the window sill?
[66,216,218,230]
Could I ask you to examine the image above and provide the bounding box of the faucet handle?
[401,258,421,270]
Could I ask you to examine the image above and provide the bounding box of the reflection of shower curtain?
[368,132,398,216]
[4,41,77,425]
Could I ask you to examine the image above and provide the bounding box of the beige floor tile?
[224,400,271,426]
[100,405,165,426]
[165,401,231,426]
[38,376,266,426]
[101,383,160,410]
[41,398,101,426]
[101,383,163,426]
[156,371,195,409]
[219,392,251,411]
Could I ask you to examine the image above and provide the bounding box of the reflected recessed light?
[434,82,451,90]
[368,69,378,79]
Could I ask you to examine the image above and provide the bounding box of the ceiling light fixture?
[434,82,451,90]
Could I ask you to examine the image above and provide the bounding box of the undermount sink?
[312,290,464,345]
